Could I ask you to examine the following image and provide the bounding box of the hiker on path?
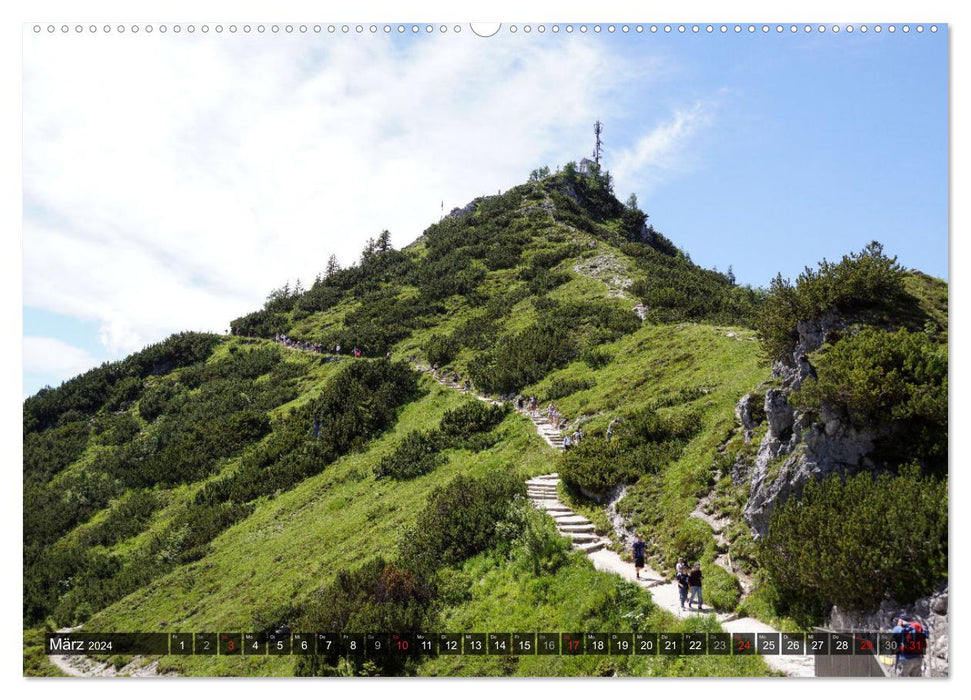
[563,434,573,449]
[892,616,927,677]
[687,563,704,610]
[676,567,691,610]
[632,534,646,580]
[676,557,687,575]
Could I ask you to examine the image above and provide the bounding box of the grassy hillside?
[23,163,946,676]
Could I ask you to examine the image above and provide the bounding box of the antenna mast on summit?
[593,120,604,165]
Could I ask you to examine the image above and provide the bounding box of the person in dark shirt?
[687,563,704,610]
[632,534,646,580]
[676,568,691,610]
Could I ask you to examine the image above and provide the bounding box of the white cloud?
[22,31,700,357]
[611,101,715,192]
[23,336,100,380]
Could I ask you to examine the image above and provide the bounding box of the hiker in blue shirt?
[892,616,926,677]
[632,534,646,580]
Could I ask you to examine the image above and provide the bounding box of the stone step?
[575,540,606,554]
[530,500,562,508]
[557,524,595,533]
[552,514,591,525]
[564,532,599,544]
[544,506,572,514]
[527,488,558,495]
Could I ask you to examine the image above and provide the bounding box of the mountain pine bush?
[759,465,947,618]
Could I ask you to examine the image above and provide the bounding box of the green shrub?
[757,241,908,363]
[425,334,459,367]
[80,490,160,548]
[23,332,219,433]
[759,465,947,619]
[138,381,186,423]
[697,561,741,612]
[792,328,947,474]
[399,472,524,570]
[438,401,508,441]
[545,377,595,400]
[467,321,577,395]
[582,347,613,369]
[624,243,762,326]
[560,408,701,495]
[374,430,445,480]
[93,412,140,446]
[495,499,570,576]
[103,409,272,488]
[23,422,90,483]
[201,360,421,504]
[296,558,437,676]
[661,518,713,570]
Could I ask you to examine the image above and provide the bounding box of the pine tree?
[325,254,341,277]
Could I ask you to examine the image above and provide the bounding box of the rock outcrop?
[446,200,477,220]
[742,313,879,537]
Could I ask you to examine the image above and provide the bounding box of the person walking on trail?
[676,566,691,611]
[687,562,704,610]
[632,534,646,580]
[676,557,687,575]
[892,616,926,677]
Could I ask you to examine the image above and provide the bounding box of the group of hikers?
[430,364,472,392]
[228,328,367,358]
[273,333,364,358]
[512,397,586,449]
[632,534,706,611]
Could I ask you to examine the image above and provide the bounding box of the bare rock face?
[735,393,763,439]
[827,583,949,677]
[742,314,878,537]
[793,313,846,365]
[764,389,794,438]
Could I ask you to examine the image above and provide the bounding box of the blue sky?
[22,24,947,396]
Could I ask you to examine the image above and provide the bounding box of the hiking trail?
[417,360,814,677]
